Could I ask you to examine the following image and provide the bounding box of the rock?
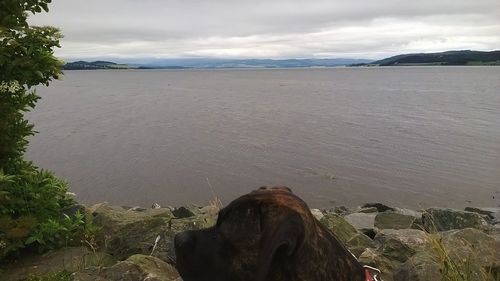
[393,208,422,219]
[310,209,324,220]
[393,251,441,281]
[320,213,358,244]
[378,237,416,263]
[375,229,431,263]
[357,207,378,213]
[375,212,418,230]
[0,247,114,281]
[440,228,500,270]
[422,208,489,232]
[90,202,215,261]
[372,227,500,281]
[464,207,500,224]
[320,213,375,257]
[90,204,173,259]
[375,229,431,250]
[335,206,351,215]
[172,205,199,218]
[359,248,399,281]
[73,254,179,281]
[323,206,350,216]
[128,206,147,212]
[361,228,377,239]
[344,213,376,231]
[61,204,87,217]
[346,233,377,257]
[362,203,395,212]
[492,224,500,241]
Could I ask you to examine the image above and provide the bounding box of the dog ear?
[256,213,304,281]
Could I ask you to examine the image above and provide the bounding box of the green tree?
[0,0,85,260]
[1,0,62,171]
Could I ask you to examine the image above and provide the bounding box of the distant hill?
[63,58,374,70]
[134,58,374,68]
[63,52,500,70]
[63,61,134,70]
[368,50,500,66]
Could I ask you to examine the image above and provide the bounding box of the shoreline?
[69,192,500,214]
[2,200,499,281]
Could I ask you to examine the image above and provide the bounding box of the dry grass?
[422,214,497,281]
[427,233,497,281]
[206,177,223,211]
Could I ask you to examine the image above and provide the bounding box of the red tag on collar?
[364,268,376,281]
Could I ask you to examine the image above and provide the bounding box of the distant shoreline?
[62,50,500,70]
[61,64,500,71]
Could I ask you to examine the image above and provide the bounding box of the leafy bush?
[0,162,88,259]
[0,0,89,261]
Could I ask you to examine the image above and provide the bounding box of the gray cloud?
[29,0,500,59]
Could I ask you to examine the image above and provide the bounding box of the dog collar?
[363,265,382,281]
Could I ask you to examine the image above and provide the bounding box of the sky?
[29,0,500,60]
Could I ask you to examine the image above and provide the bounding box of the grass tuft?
[420,212,497,281]
[206,177,223,211]
[427,233,497,281]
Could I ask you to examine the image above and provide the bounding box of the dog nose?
[174,231,196,252]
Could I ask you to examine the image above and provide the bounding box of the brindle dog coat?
[175,186,366,281]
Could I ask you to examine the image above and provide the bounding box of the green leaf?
[25,236,39,245]
[40,3,48,12]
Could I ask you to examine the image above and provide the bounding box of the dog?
[174,186,376,281]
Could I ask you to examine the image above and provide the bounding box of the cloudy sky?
[30,0,500,60]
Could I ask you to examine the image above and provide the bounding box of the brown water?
[26,67,500,208]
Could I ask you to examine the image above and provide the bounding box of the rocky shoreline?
[1,202,499,281]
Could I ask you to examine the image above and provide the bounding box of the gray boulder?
[374,229,431,263]
[346,233,377,257]
[90,203,216,261]
[362,203,395,212]
[492,224,500,241]
[344,213,377,231]
[172,205,200,218]
[358,229,432,281]
[393,208,423,220]
[358,248,399,281]
[320,213,376,257]
[323,206,351,216]
[362,226,500,281]
[357,207,378,213]
[320,213,358,243]
[422,208,489,232]
[464,207,500,224]
[310,208,324,220]
[440,228,500,271]
[374,212,418,230]
[73,254,180,281]
[393,251,441,281]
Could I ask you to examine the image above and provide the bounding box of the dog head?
[174,186,320,281]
